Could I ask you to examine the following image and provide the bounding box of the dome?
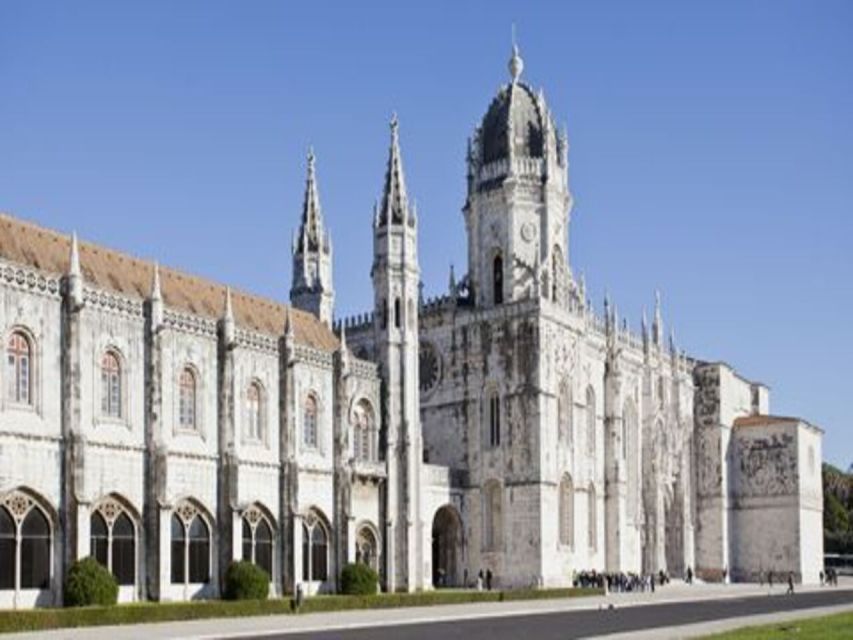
[480,81,545,164]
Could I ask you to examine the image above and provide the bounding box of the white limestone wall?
[797,424,823,584]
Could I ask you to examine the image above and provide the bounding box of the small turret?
[150,263,163,331]
[222,287,235,347]
[67,232,84,309]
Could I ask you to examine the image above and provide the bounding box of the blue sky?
[1,1,851,466]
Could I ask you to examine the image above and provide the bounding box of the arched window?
[493,254,504,305]
[242,508,273,579]
[0,507,14,589]
[558,380,572,446]
[301,512,328,582]
[101,351,122,418]
[179,368,197,430]
[0,493,53,592]
[586,386,596,456]
[91,504,136,587]
[353,401,376,462]
[171,503,210,585]
[559,475,574,547]
[483,481,502,551]
[394,297,401,329]
[20,507,50,589]
[91,511,109,567]
[588,484,597,552]
[247,382,264,442]
[488,391,501,448]
[7,331,32,405]
[303,395,318,449]
[356,526,378,571]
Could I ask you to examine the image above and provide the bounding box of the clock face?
[419,342,441,394]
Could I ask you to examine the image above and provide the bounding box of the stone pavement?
[6,579,853,640]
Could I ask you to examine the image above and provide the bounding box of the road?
[225,589,853,640]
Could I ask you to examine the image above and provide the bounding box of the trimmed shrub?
[340,563,379,595]
[64,557,118,607]
[223,561,269,601]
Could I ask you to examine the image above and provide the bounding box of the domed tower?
[464,43,573,308]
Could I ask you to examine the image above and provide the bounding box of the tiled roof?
[732,414,800,428]
[0,212,339,352]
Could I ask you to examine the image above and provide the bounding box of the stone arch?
[0,487,58,602]
[431,504,463,587]
[91,493,140,588]
[355,521,381,572]
[241,502,276,579]
[301,507,331,584]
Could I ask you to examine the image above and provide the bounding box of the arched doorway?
[432,505,463,588]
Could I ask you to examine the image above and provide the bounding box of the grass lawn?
[0,587,603,634]
[699,610,853,639]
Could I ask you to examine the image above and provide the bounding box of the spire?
[449,263,456,294]
[68,231,83,308]
[296,148,324,254]
[653,289,663,346]
[641,307,649,346]
[377,113,410,227]
[509,25,524,83]
[222,287,235,346]
[150,262,163,330]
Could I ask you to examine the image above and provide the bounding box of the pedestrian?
[650,573,655,593]
[686,566,693,585]
[722,566,727,584]
[819,570,824,587]
[486,568,493,591]
[464,568,469,588]
[477,569,484,591]
[786,572,794,595]
[768,571,773,589]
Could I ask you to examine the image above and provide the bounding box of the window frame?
[302,394,319,450]
[245,380,265,444]
[6,330,34,408]
[177,366,199,434]
[301,511,329,582]
[0,491,54,595]
[90,499,137,587]
[99,349,124,421]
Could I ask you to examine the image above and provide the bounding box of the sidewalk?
[7,580,853,640]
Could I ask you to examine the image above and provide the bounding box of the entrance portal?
[431,505,463,588]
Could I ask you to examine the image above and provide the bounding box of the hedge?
[0,587,603,634]
[63,557,118,607]
[340,563,379,595]
[223,561,270,601]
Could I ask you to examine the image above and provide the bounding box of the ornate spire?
[150,262,163,331]
[296,148,324,254]
[222,287,235,346]
[377,113,410,227]
[653,289,663,346]
[509,26,524,83]
[68,231,83,308]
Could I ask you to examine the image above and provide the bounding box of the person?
[464,568,469,588]
[650,572,655,593]
[486,568,493,591]
[819,570,824,586]
[686,566,693,585]
[786,572,795,595]
[768,571,773,589]
[722,566,728,584]
[477,569,484,591]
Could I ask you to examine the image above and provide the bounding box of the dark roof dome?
[481,81,545,164]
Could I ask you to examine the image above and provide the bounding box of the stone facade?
[0,44,823,609]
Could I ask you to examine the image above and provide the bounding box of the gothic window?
[246,381,264,442]
[585,386,596,456]
[7,331,32,405]
[558,380,572,446]
[241,508,273,579]
[488,391,501,448]
[303,395,318,449]
[353,400,376,462]
[588,484,597,551]
[20,507,50,589]
[559,474,574,547]
[493,254,504,305]
[356,526,378,571]
[171,502,211,585]
[301,512,328,582]
[0,507,15,590]
[91,512,109,567]
[380,299,388,329]
[90,503,136,586]
[394,297,401,329]
[178,367,197,430]
[483,481,502,551]
[0,493,53,592]
[101,350,122,418]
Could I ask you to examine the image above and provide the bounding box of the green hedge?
[223,561,270,601]
[340,563,379,595]
[0,587,603,634]
[63,557,118,607]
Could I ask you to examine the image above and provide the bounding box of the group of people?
[461,568,495,591]
[573,570,671,593]
[820,568,841,586]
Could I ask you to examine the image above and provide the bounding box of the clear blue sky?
[1,2,851,466]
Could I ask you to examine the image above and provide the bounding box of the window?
[483,481,502,551]
[91,502,136,586]
[353,401,376,462]
[0,493,53,592]
[303,395,318,449]
[586,387,596,456]
[588,484,597,551]
[394,297,401,329]
[20,507,50,589]
[171,503,210,585]
[7,331,32,405]
[241,508,273,579]
[101,351,122,418]
[559,475,574,547]
[558,381,572,446]
[488,392,501,448]
[179,368,197,430]
[356,526,378,570]
[247,382,264,442]
[301,512,328,582]
[493,254,503,305]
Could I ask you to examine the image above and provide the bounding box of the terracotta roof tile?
[732,414,800,428]
[0,212,339,352]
